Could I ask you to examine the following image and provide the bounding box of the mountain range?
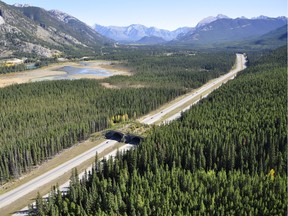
[0,1,286,58]
[94,15,287,45]
[94,23,193,44]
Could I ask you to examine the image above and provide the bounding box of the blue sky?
[2,0,287,30]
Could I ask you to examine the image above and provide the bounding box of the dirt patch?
[101,82,146,89]
[101,82,120,89]
[129,84,145,88]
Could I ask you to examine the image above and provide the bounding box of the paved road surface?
[13,144,135,215]
[0,139,118,210]
[140,54,246,125]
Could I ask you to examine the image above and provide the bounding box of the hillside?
[243,25,287,48]
[0,2,111,58]
[136,35,167,44]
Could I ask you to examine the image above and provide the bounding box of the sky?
[1,0,287,30]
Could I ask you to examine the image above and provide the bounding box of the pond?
[30,66,112,82]
[59,66,112,77]
[26,64,38,70]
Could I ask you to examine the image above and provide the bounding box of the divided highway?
[13,144,135,215]
[1,54,246,214]
[0,139,118,210]
[140,54,246,125]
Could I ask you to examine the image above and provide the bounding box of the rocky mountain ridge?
[0,1,111,58]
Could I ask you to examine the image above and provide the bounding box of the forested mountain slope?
[31,47,287,215]
[227,25,288,50]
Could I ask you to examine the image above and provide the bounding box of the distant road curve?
[140,53,247,125]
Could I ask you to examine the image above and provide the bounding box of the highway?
[13,144,135,215]
[140,54,246,125]
[0,139,118,210]
[2,53,246,214]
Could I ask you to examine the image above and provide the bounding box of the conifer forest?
[28,47,287,215]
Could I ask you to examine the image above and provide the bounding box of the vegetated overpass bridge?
[105,130,144,145]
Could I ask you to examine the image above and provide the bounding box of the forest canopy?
[29,47,287,215]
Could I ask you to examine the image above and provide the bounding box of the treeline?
[0,58,56,74]
[31,46,287,215]
[0,63,26,74]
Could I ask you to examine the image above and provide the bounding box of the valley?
[0,1,286,215]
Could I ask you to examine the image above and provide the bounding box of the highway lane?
[140,54,246,125]
[13,144,135,215]
[50,143,134,193]
[58,143,134,192]
[0,139,118,210]
[162,99,200,125]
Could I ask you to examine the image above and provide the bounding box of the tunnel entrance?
[125,135,144,145]
[105,130,125,142]
[105,131,144,144]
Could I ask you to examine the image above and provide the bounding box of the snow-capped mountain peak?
[216,14,230,19]
[252,15,271,20]
[13,3,31,7]
[251,15,287,21]
[196,14,230,28]
[49,10,77,23]
[0,16,5,25]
